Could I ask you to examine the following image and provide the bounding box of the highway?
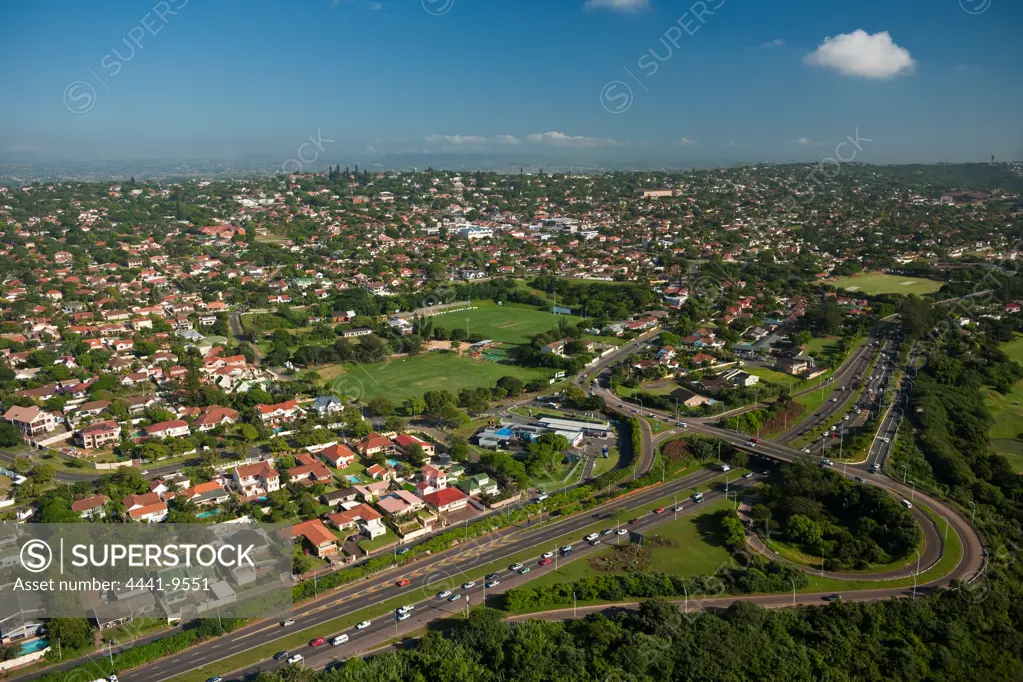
[103,465,734,682]
[15,327,985,682]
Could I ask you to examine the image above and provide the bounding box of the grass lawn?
[743,366,802,390]
[826,272,944,296]
[991,440,1023,473]
[318,352,550,403]
[592,446,620,478]
[1000,334,1023,365]
[983,384,1023,441]
[427,301,583,345]
[518,498,736,591]
[359,528,399,554]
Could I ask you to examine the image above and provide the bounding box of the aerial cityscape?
[0,1,1022,681]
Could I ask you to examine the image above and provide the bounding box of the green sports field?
[826,272,944,296]
[319,351,551,403]
[424,301,583,345]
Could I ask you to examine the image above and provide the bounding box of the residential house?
[319,443,357,469]
[292,519,339,558]
[376,489,426,517]
[423,487,469,514]
[357,432,395,457]
[144,419,191,439]
[286,453,334,484]
[457,473,499,497]
[2,405,61,437]
[77,420,121,449]
[310,395,344,416]
[320,487,359,507]
[233,462,281,496]
[327,503,387,539]
[255,400,301,425]
[393,433,435,458]
[193,406,240,431]
[71,495,108,520]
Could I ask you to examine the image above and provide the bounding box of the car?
[331,634,349,646]
[356,620,372,630]
[205,678,223,682]
[108,677,118,682]
[762,470,770,476]
[751,438,760,444]
[536,494,550,502]
[820,459,833,466]
[560,545,573,554]
[830,397,839,403]
[585,533,599,542]
[539,558,552,566]
[486,580,500,588]
[309,637,327,647]
[589,539,602,546]
[449,593,462,602]
[437,590,452,599]
[882,437,890,443]
[519,567,531,575]
[745,441,756,447]
[461,581,476,589]
[617,528,628,535]
[274,651,290,661]
[628,517,640,524]
[396,612,411,622]
[631,408,640,413]
[674,505,684,512]
[287,653,303,664]
[281,620,295,627]
[677,421,688,428]
[803,448,812,453]
[396,547,409,555]
[397,604,415,614]
[510,562,524,571]
[396,579,411,587]
[601,528,615,536]
[823,594,842,602]
[654,507,666,514]
[854,476,863,484]
[743,472,754,479]
[541,551,554,559]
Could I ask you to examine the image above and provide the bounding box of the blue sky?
[1,0,1020,164]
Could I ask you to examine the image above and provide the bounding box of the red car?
[628,518,639,524]
[309,637,326,647]
[752,438,760,443]
[396,579,411,587]
[539,558,552,566]
[654,507,666,514]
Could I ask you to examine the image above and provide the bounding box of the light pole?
[910,480,916,501]
[789,578,796,606]
[943,516,949,541]
[673,495,678,521]
[901,464,908,484]
[682,582,688,614]
[573,590,577,618]
[969,500,977,524]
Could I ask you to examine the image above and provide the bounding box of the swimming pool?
[19,639,49,655]
[345,474,362,484]
[386,458,400,467]
[196,509,221,519]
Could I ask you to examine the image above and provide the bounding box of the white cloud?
[804,30,915,79]
[491,134,521,145]
[679,137,697,146]
[525,131,618,147]
[583,0,649,13]
[759,38,785,49]
[794,137,812,145]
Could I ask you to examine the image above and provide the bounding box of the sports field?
[318,351,550,403]
[826,272,944,296]
[982,334,1023,472]
[423,301,583,345]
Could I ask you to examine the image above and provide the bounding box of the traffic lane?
[686,422,984,583]
[131,467,730,682]
[224,476,766,680]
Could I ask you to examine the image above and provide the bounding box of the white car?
[397,604,414,614]
[585,533,599,542]
[617,528,628,536]
[356,620,372,630]
[396,612,411,622]
[560,545,573,553]
[510,562,524,571]
[803,448,812,453]
[287,654,304,664]
[331,634,348,646]
[461,581,476,589]
[437,590,452,599]
[449,593,462,602]
[486,580,500,588]
[541,552,554,560]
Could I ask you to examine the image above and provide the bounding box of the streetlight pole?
[683,583,688,614]
[789,578,796,606]
[673,495,678,521]
[573,590,577,619]
[911,480,916,501]
[969,501,977,524]
[901,464,908,484]
[943,516,949,541]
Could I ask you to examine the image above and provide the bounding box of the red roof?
[424,487,467,508]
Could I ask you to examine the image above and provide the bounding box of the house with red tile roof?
[71,495,108,520]
[77,420,121,449]
[357,432,395,456]
[233,462,280,496]
[255,400,301,424]
[144,419,190,439]
[319,443,357,469]
[292,519,338,557]
[327,503,387,538]
[423,487,469,513]
[393,433,435,458]
[193,405,239,431]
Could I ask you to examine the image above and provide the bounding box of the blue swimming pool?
[196,509,221,519]
[345,474,362,484]
[19,639,49,655]
[386,458,400,467]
